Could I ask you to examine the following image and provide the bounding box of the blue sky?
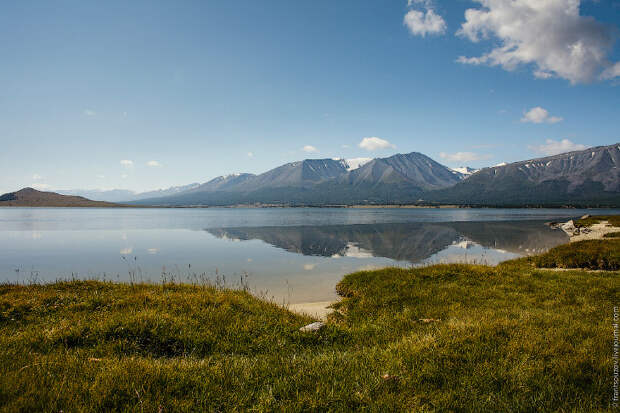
[1,0,619,193]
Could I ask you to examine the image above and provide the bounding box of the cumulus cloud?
[439,151,493,162]
[520,107,563,124]
[404,0,446,37]
[456,0,620,84]
[146,160,161,167]
[302,145,319,153]
[359,137,396,151]
[528,139,588,156]
[120,160,133,168]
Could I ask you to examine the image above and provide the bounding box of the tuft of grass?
[575,214,620,228]
[603,231,620,238]
[1,258,618,410]
[532,239,620,270]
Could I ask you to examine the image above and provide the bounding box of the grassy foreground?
[1,261,617,411]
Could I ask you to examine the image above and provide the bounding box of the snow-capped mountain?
[427,143,620,205]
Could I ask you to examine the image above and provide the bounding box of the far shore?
[3,203,620,209]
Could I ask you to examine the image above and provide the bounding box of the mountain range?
[130,152,469,206]
[128,143,619,207]
[3,143,619,207]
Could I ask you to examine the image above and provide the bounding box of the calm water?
[1,207,618,303]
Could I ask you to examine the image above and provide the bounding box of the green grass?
[1,254,618,411]
[603,231,620,238]
[575,214,620,228]
[532,239,620,271]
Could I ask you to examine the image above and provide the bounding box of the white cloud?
[32,174,42,180]
[520,107,563,124]
[146,160,161,167]
[404,0,446,37]
[359,137,395,151]
[247,152,254,158]
[439,152,493,162]
[96,174,105,179]
[601,62,620,80]
[302,145,319,153]
[528,139,588,156]
[456,0,620,84]
[83,109,96,117]
[120,160,133,168]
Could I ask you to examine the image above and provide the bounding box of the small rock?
[419,318,441,323]
[560,220,578,235]
[299,321,325,332]
[381,373,399,381]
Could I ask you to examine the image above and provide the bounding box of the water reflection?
[1,217,570,304]
[207,221,568,264]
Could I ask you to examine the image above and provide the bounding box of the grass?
[532,239,620,271]
[603,231,620,238]
[575,214,620,228]
[1,253,618,411]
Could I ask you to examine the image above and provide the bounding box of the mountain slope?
[232,159,349,191]
[341,152,463,190]
[425,143,620,206]
[0,188,123,207]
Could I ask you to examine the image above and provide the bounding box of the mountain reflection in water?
[207,220,569,265]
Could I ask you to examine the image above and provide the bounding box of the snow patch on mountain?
[451,166,479,176]
[344,157,373,171]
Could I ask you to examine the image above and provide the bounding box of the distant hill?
[57,183,200,203]
[0,188,123,207]
[424,143,620,206]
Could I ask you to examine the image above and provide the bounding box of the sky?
[1,0,619,194]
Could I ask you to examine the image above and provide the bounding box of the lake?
[1,207,618,304]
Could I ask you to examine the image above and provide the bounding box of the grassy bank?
[575,214,620,228]
[532,239,620,270]
[1,253,618,411]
